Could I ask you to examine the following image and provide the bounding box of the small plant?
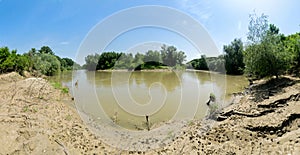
[32,107,38,113]
[61,87,69,94]
[51,82,61,89]
[209,93,216,102]
[22,106,29,112]
[207,93,221,120]
[65,114,72,121]
[188,120,195,126]
[51,81,69,94]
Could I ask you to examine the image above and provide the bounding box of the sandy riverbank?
[0,72,299,154]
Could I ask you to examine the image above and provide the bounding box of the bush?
[33,53,61,76]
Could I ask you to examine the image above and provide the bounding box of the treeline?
[0,46,80,76]
[188,12,300,79]
[83,44,187,71]
[187,55,226,73]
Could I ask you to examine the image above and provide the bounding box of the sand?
[0,72,299,154]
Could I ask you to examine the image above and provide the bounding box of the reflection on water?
[55,70,248,130]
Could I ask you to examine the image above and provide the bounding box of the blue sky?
[1,0,299,64]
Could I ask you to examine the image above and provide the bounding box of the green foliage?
[0,45,79,76]
[72,63,82,70]
[224,38,245,75]
[97,52,122,70]
[206,56,226,73]
[135,61,166,70]
[61,87,69,94]
[247,11,269,44]
[83,45,187,71]
[160,44,186,66]
[209,93,216,101]
[0,47,30,74]
[39,46,54,55]
[187,55,225,73]
[114,53,134,69]
[60,57,78,70]
[187,55,209,70]
[133,52,144,63]
[22,106,29,112]
[22,105,38,113]
[283,33,300,72]
[0,47,11,72]
[244,13,293,79]
[207,93,220,120]
[173,64,186,70]
[15,54,31,74]
[65,114,72,121]
[33,53,61,76]
[51,81,69,94]
[85,53,100,71]
[144,50,161,63]
[0,48,16,72]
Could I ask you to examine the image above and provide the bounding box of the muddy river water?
[52,70,248,130]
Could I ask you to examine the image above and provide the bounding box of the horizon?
[1,0,299,65]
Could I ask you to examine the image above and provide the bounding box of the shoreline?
[0,72,299,154]
[96,68,173,72]
[93,68,221,73]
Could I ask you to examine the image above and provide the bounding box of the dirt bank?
[0,72,121,154]
[0,72,299,154]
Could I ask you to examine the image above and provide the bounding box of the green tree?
[0,47,11,73]
[176,51,186,65]
[161,45,186,66]
[114,53,134,69]
[97,52,121,70]
[33,53,61,76]
[187,55,208,70]
[224,38,245,75]
[60,57,75,70]
[283,33,300,72]
[0,47,31,74]
[144,50,161,63]
[244,13,291,78]
[133,52,144,65]
[84,53,100,71]
[247,11,269,44]
[206,56,225,73]
[39,46,55,55]
[23,48,37,71]
[15,54,30,74]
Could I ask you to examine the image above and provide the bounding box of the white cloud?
[179,0,212,21]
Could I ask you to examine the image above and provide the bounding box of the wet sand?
[0,72,299,154]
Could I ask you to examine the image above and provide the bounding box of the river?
[51,70,248,130]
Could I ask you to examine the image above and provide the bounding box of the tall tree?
[133,52,144,65]
[187,55,208,70]
[224,38,245,75]
[84,53,100,71]
[144,50,161,63]
[97,52,121,70]
[244,12,291,78]
[161,45,186,66]
[39,46,54,55]
[247,11,269,44]
[32,53,61,76]
[283,33,300,72]
[114,53,134,69]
